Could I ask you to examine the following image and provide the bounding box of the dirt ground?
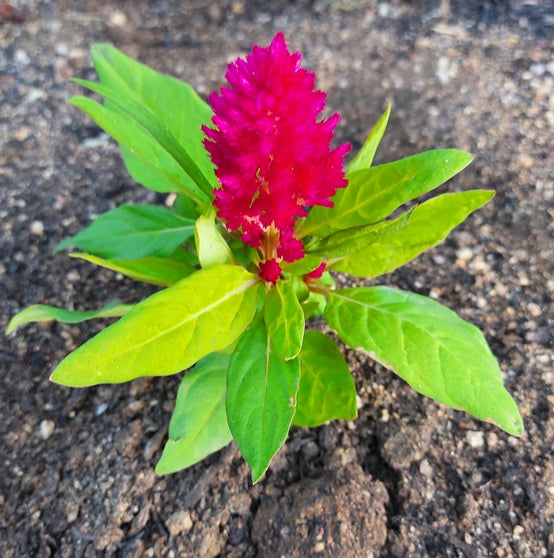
[1,1,553,556]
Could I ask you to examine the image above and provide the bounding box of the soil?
[1,1,553,557]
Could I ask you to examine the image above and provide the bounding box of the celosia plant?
[7,34,523,481]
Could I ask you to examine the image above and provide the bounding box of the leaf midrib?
[105,277,257,360]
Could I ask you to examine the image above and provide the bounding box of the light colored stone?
[466,431,485,449]
[166,510,193,536]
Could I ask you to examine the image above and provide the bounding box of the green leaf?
[194,214,234,268]
[306,208,412,259]
[70,96,207,203]
[226,317,300,482]
[299,149,473,238]
[347,104,391,174]
[302,293,326,320]
[264,280,305,360]
[156,353,233,474]
[70,253,195,286]
[282,254,323,276]
[6,300,133,334]
[90,43,215,197]
[293,331,357,427]
[73,78,214,200]
[332,190,494,277]
[50,265,259,386]
[56,204,195,260]
[325,287,523,436]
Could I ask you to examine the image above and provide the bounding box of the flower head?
[203,33,350,283]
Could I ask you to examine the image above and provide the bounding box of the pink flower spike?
[203,33,350,280]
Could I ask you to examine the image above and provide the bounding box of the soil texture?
[1,1,553,556]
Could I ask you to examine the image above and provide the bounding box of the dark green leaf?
[226,317,300,482]
[56,204,195,260]
[74,78,214,199]
[90,43,215,196]
[347,104,391,173]
[299,149,473,238]
[264,281,305,360]
[70,252,195,286]
[293,331,357,427]
[50,265,259,386]
[6,300,133,334]
[156,353,232,474]
[332,190,494,277]
[325,287,523,436]
[71,96,204,199]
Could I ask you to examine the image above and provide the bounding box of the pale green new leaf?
[226,317,300,482]
[332,190,494,277]
[6,300,133,334]
[347,104,391,174]
[194,214,234,268]
[56,204,195,260]
[299,149,472,238]
[264,280,305,360]
[90,43,216,195]
[156,353,232,474]
[51,265,259,386]
[325,287,523,436]
[293,331,357,427]
[70,253,195,286]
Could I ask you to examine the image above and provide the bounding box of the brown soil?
[1,1,552,556]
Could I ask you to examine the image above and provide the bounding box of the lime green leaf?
[90,43,215,196]
[293,331,357,427]
[70,253,194,286]
[306,208,412,259]
[51,265,259,386]
[6,300,133,334]
[264,280,305,360]
[299,149,473,238]
[282,254,323,276]
[347,104,391,173]
[332,190,494,277]
[325,287,523,436]
[194,214,234,268]
[226,317,300,482]
[55,204,195,260]
[156,353,232,474]
[73,78,213,200]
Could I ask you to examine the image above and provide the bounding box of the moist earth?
[1,1,553,557]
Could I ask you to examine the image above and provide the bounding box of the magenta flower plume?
[203,32,350,283]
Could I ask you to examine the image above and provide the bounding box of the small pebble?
[95,402,108,416]
[30,221,44,236]
[419,459,433,477]
[466,431,484,448]
[38,420,55,440]
[166,510,193,536]
[109,10,127,27]
[513,525,524,540]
